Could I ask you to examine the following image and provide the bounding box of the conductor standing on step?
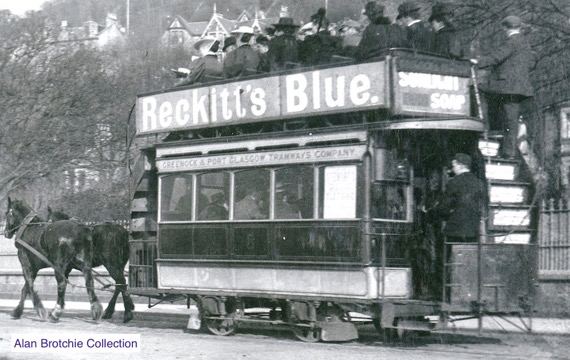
[471,15,534,159]
[437,153,485,243]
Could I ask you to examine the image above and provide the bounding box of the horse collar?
[16,212,39,240]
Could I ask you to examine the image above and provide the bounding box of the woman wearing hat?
[177,36,222,86]
[223,26,261,79]
[267,17,300,71]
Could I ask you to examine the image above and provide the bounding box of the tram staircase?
[442,130,541,319]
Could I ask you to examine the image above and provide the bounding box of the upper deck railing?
[135,49,475,136]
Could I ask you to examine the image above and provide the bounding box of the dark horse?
[47,207,134,323]
[4,198,103,322]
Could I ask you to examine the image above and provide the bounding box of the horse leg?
[105,265,135,323]
[81,266,103,321]
[49,270,67,322]
[17,256,47,320]
[11,282,28,319]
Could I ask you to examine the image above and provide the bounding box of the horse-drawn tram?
[128,49,538,342]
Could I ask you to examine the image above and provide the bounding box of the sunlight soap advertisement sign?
[323,165,357,219]
[394,71,470,116]
[136,62,387,135]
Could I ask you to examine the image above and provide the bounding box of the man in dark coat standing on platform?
[397,1,432,52]
[356,1,408,60]
[428,2,463,59]
[438,153,485,243]
[267,17,300,71]
[471,15,534,159]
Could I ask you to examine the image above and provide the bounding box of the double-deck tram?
[128,50,538,341]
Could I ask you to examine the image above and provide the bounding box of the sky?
[0,0,47,15]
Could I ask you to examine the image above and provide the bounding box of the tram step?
[488,182,530,204]
[488,205,533,230]
[485,160,519,181]
[488,231,532,244]
[320,322,359,342]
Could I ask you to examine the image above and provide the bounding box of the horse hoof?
[38,308,48,321]
[102,309,114,319]
[48,314,60,323]
[123,312,134,323]
[91,302,103,321]
[10,309,23,319]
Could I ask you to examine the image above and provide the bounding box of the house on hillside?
[161,5,280,52]
[58,13,126,48]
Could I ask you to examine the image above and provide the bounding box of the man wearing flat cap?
[267,17,300,71]
[434,153,485,243]
[356,1,408,60]
[471,15,535,159]
[397,1,432,52]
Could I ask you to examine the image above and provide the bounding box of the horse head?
[47,206,71,222]
[4,197,34,239]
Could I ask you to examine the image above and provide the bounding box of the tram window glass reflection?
[196,172,230,220]
[160,174,193,221]
[274,167,314,219]
[372,182,407,220]
[234,169,270,220]
[318,165,359,219]
[372,149,410,221]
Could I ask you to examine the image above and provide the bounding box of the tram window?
[234,169,270,220]
[274,167,314,219]
[196,172,230,220]
[372,182,407,220]
[160,174,193,221]
[318,165,359,219]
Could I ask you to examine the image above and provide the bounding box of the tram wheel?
[373,317,405,342]
[291,323,322,343]
[203,312,237,336]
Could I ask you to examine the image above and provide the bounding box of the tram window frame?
[159,174,195,222]
[195,171,230,221]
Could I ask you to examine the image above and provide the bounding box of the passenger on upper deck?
[267,17,301,72]
[255,35,271,73]
[337,20,363,58]
[223,26,261,78]
[298,8,342,66]
[428,2,464,59]
[397,1,433,52]
[176,36,222,87]
[222,36,237,59]
[356,2,408,60]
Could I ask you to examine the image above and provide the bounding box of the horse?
[4,197,103,322]
[47,207,135,323]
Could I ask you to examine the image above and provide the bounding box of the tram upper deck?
[135,49,483,137]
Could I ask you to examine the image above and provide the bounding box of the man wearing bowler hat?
[267,17,301,71]
[428,2,464,59]
[357,1,408,60]
[397,1,432,52]
[471,15,534,159]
